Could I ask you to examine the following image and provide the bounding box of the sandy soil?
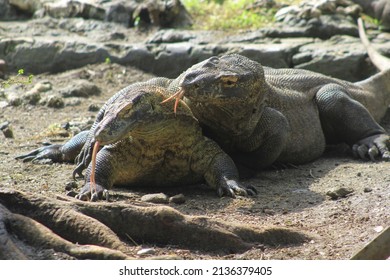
[0,62,389,260]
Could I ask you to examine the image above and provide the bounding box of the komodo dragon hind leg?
[316,84,390,161]
[15,130,89,163]
[15,144,64,163]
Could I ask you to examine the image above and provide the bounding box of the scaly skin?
[166,20,390,169]
[17,84,256,200]
[17,19,390,193]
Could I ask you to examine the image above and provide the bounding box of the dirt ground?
[0,62,389,260]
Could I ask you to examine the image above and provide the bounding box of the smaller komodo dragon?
[163,18,390,170]
[17,83,256,200]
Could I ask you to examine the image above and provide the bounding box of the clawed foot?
[15,144,63,163]
[75,183,109,202]
[217,179,257,198]
[352,134,390,161]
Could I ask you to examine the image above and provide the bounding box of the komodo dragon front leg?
[76,137,257,201]
[190,139,257,198]
[227,107,291,170]
[316,84,390,160]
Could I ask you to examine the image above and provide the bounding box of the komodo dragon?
[17,83,256,200]
[163,19,390,170]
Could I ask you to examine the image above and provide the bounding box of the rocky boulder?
[4,0,192,28]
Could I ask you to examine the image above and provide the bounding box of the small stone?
[0,121,14,138]
[66,190,78,197]
[0,101,9,108]
[65,181,78,191]
[6,92,22,106]
[141,193,169,204]
[326,187,354,200]
[343,4,362,18]
[46,95,65,108]
[137,248,156,255]
[169,193,186,204]
[263,208,275,215]
[357,172,361,177]
[34,81,52,92]
[64,98,82,107]
[374,226,384,233]
[23,90,41,105]
[88,103,100,112]
[0,59,7,78]
[60,80,101,98]
[363,187,372,193]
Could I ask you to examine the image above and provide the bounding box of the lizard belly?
[107,139,202,187]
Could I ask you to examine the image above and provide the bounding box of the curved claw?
[245,185,258,196]
[353,134,390,161]
[217,180,257,198]
[15,144,63,163]
[72,163,85,180]
[75,182,107,202]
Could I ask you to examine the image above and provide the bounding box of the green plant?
[1,68,34,89]
[361,14,382,27]
[182,0,277,30]
[181,0,303,31]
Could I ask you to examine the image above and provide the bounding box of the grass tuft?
[182,0,301,31]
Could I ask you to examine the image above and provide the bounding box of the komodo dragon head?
[179,54,265,102]
[93,85,191,145]
[163,54,269,136]
[87,85,195,199]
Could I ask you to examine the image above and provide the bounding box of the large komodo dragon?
[163,18,390,170]
[17,83,256,200]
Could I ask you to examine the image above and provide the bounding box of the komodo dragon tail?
[358,18,390,71]
[356,18,390,121]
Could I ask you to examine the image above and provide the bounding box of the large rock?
[233,38,315,69]
[7,0,192,28]
[8,0,46,14]
[0,0,23,20]
[0,37,110,74]
[103,0,192,27]
[292,35,375,81]
[268,14,358,39]
[44,0,105,20]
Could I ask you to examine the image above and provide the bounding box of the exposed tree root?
[0,204,129,260]
[0,188,310,259]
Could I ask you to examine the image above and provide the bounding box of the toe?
[357,145,368,160]
[368,146,379,161]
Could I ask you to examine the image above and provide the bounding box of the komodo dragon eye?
[221,76,238,88]
[117,104,133,118]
